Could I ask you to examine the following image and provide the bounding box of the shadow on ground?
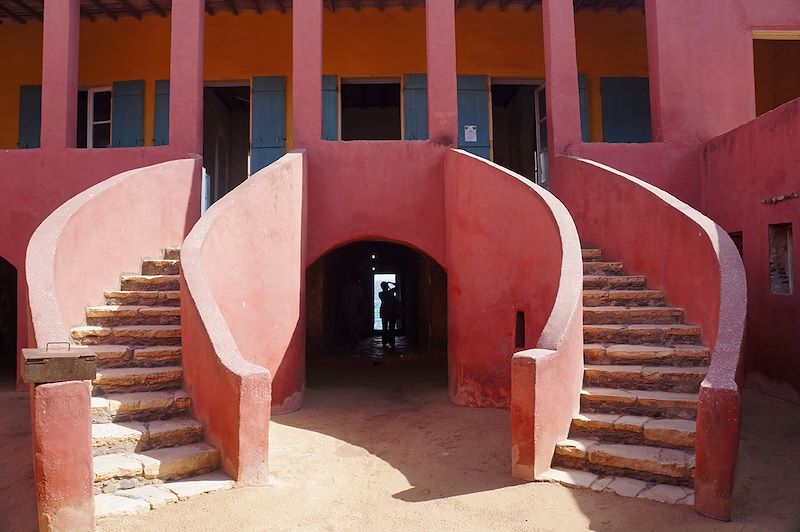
[0,377,37,532]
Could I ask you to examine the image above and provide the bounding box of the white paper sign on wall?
[464,125,477,142]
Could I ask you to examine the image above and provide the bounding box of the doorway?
[340,79,402,141]
[0,258,16,381]
[203,84,251,206]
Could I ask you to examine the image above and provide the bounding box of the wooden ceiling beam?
[276,0,285,14]
[88,0,118,20]
[618,0,635,12]
[499,0,510,11]
[0,4,25,23]
[476,0,487,11]
[328,0,335,12]
[143,0,166,17]
[594,0,610,12]
[249,0,262,14]
[456,0,466,9]
[10,0,42,21]
[403,0,411,10]
[525,0,536,12]
[378,0,384,11]
[574,0,587,11]
[81,7,97,22]
[222,0,239,15]
[205,2,215,15]
[118,0,143,19]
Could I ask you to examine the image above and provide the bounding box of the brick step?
[93,345,182,369]
[93,366,183,394]
[86,305,180,326]
[584,344,710,367]
[105,290,181,307]
[142,259,180,276]
[581,249,603,262]
[583,306,684,325]
[540,467,694,505]
[580,387,698,420]
[92,390,191,424]
[584,290,665,307]
[584,364,707,393]
[120,275,181,292]
[570,413,696,449]
[72,325,181,346]
[552,439,695,487]
[163,248,181,261]
[584,275,646,290]
[583,324,701,346]
[583,261,624,275]
[94,472,234,518]
[93,442,219,492]
[92,418,203,456]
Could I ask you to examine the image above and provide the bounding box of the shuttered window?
[111,80,145,147]
[154,80,169,146]
[601,77,652,143]
[251,76,287,173]
[322,75,339,141]
[18,85,41,149]
[457,75,490,158]
[403,74,428,141]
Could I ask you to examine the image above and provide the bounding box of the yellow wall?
[754,39,800,116]
[0,7,649,149]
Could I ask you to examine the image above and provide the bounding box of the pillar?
[169,0,205,153]
[40,0,80,149]
[292,0,323,148]
[426,0,458,145]
[542,0,582,153]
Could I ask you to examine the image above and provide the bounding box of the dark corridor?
[0,258,16,381]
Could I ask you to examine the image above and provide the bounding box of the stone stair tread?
[540,467,694,505]
[583,275,646,286]
[585,344,710,363]
[87,305,181,316]
[141,259,180,276]
[96,365,183,379]
[583,306,685,324]
[91,389,191,422]
[92,417,203,455]
[572,413,696,448]
[581,249,603,261]
[585,364,708,377]
[581,387,699,407]
[584,324,701,332]
[163,248,181,260]
[72,324,181,345]
[92,345,182,368]
[93,442,219,483]
[93,366,183,393]
[555,439,694,479]
[104,290,181,306]
[94,494,150,518]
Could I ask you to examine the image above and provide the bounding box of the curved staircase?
[544,247,708,506]
[70,248,234,519]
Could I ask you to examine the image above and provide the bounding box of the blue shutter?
[403,74,428,140]
[18,85,41,149]
[457,75,490,158]
[251,76,286,173]
[154,80,169,146]
[578,74,589,142]
[322,75,338,141]
[600,77,652,143]
[111,80,144,147]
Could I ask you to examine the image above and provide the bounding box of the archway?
[0,257,17,382]
[305,240,447,386]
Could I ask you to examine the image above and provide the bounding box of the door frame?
[489,77,545,182]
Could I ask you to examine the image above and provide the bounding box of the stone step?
[581,249,603,262]
[95,472,234,517]
[583,275,646,290]
[552,439,694,486]
[72,325,181,346]
[583,364,707,393]
[93,442,220,492]
[120,275,181,292]
[583,324,701,346]
[91,389,191,423]
[580,387,698,420]
[93,345,183,369]
[584,344,710,367]
[540,467,694,505]
[86,305,180,326]
[105,290,181,307]
[142,259,180,276]
[163,248,181,260]
[93,366,183,394]
[584,289,665,307]
[583,306,684,325]
[583,261,624,275]
[92,418,204,456]
[570,413,696,449]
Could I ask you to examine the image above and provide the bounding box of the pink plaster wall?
[702,98,800,404]
[551,156,746,520]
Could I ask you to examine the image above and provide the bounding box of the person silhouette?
[378,281,399,349]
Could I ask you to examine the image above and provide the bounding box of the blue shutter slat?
[600,77,652,143]
[18,85,41,149]
[154,80,169,146]
[111,80,144,147]
[322,75,338,141]
[251,76,287,173]
[578,73,589,142]
[403,74,428,141]
[457,75,490,158]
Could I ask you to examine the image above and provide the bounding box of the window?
[340,79,402,141]
[769,223,793,295]
[87,87,112,148]
[729,231,744,258]
[601,77,652,143]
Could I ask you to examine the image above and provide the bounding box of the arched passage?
[306,240,447,384]
[0,257,17,382]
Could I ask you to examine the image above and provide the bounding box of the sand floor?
[3,356,800,532]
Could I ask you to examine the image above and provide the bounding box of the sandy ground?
[0,380,37,532]
[3,357,800,532]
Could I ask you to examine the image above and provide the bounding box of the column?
[292,0,323,148]
[426,0,458,145]
[542,0,582,153]
[169,0,205,153]
[40,0,80,149]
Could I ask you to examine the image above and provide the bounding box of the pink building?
[0,0,798,529]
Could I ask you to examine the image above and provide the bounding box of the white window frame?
[87,86,112,148]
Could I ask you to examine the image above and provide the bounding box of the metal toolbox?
[22,342,97,384]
